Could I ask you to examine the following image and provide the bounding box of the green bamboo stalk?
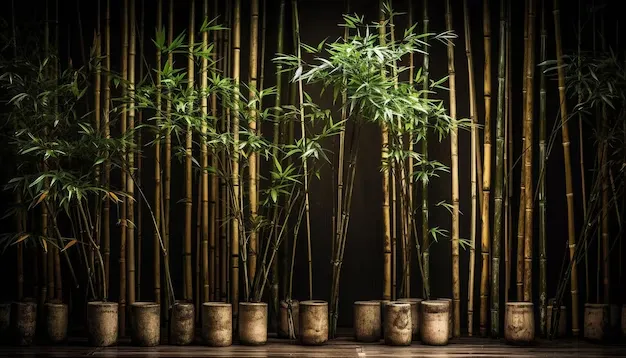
[231,0,242,324]
[184,0,195,302]
[421,0,430,300]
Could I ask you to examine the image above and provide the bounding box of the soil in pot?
[420,300,449,346]
[45,302,68,343]
[584,303,609,342]
[11,300,37,346]
[278,300,299,339]
[546,305,567,338]
[238,302,267,345]
[130,302,160,347]
[0,303,10,345]
[383,302,411,346]
[504,302,534,345]
[170,301,195,345]
[201,302,232,346]
[87,301,118,347]
[353,301,381,342]
[398,298,423,341]
[299,300,328,345]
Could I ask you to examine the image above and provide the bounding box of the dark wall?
[1,0,624,331]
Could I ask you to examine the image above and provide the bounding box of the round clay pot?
[504,302,534,344]
[299,300,328,345]
[130,302,160,347]
[584,303,609,342]
[610,304,621,339]
[420,300,449,346]
[546,305,567,338]
[353,301,381,342]
[87,301,118,347]
[201,302,232,346]
[278,300,299,338]
[383,302,412,346]
[238,302,267,345]
[398,298,422,340]
[0,303,10,345]
[45,302,68,343]
[170,301,194,345]
[438,298,453,339]
[11,301,37,346]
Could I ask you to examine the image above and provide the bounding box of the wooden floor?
[1,337,625,357]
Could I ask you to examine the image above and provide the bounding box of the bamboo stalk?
[127,0,137,308]
[201,0,210,304]
[136,0,145,302]
[379,0,392,303]
[421,0,430,299]
[248,0,259,286]
[407,0,414,300]
[221,0,231,303]
[538,0,547,337]
[196,179,202,318]
[103,0,112,302]
[231,0,241,324]
[479,0,492,338]
[491,0,506,337]
[209,0,218,303]
[163,0,173,319]
[445,0,461,338]
[54,248,62,300]
[154,0,162,305]
[553,0,579,335]
[504,0,511,304]
[184,0,195,302]
[463,0,478,337]
[119,0,128,335]
[94,2,103,299]
[17,194,23,300]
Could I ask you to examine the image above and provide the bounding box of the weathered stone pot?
[584,303,609,342]
[354,301,381,342]
[621,304,626,338]
[379,300,390,333]
[420,300,449,346]
[546,305,567,338]
[201,302,232,346]
[11,301,37,346]
[299,300,328,345]
[238,302,267,345]
[438,298,453,339]
[278,300,299,338]
[383,302,412,346]
[45,302,68,343]
[170,301,194,345]
[0,303,10,345]
[609,304,621,340]
[87,301,118,347]
[130,302,160,347]
[398,298,422,340]
[504,302,534,344]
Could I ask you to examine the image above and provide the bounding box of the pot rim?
[44,302,68,308]
[387,302,410,307]
[130,301,159,308]
[506,302,534,307]
[584,303,609,308]
[87,301,118,307]
[397,298,423,303]
[300,300,327,306]
[239,302,267,307]
[421,300,449,307]
[354,300,380,306]
[202,302,231,307]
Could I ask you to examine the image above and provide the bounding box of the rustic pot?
[11,301,37,346]
[609,304,621,340]
[504,302,534,344]
[353,301,381,342]
[584,303,609,342]
[238,302,267,345]
[383,302,412,346]
[87,301,118,347]
[201,302,232,346]
[546,305,567,338]
[438,298,453,339]
[45,302,68,343]
[420,300,449,346]
[0,303,10,345]
[169,301,194,345]
[299,300,328,345]
[379,299,390,333]
[278,300,299,338]
[130,302,160,347]
[398,298,422,340]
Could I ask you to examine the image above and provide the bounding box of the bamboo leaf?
[62,239,78,251]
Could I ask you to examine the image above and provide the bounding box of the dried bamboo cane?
[154,0,162,305]
[553,0,579,335]
[184,0,196,302]
[248,0,259,285]
[163,0,173,319]
[231,0,242,325]
[209,0,218,303]
[445,0,461,337]
[504,0,511,304]
[136,0,145,302]
[119,0,129,335]
[479,0,492,338]
[201,0,210,304]
[127,0,137,308]
[538,0,547,337]
[463,0,479,336]
[221,0,231,303]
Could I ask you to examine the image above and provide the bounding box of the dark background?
[1,0,624,332]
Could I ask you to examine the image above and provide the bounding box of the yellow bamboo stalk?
[248,0,259,285]
[154,0,162,305]
[127,0,137,308]
[103,0,111,301]
[209,0,218,303]
[201,0,210,304]
[119,0,128,335]
[231,0,242,324]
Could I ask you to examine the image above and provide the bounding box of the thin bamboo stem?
[247,0,259,287]
[163,0,173,319]
[209,0,218,303]
[103,0,111,302]
[421,0,430,299]
[504,0,511,304]
[538,0,547,337]
[127,0,137,308]
[445,0,461,338]
[553,0,579,335]
[154,0,162,305]
[231,0,241,325]
[119,0,128,335]
[184,0,195,302]
[201,0,210,304]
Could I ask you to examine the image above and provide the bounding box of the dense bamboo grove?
[1,0,625,343]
